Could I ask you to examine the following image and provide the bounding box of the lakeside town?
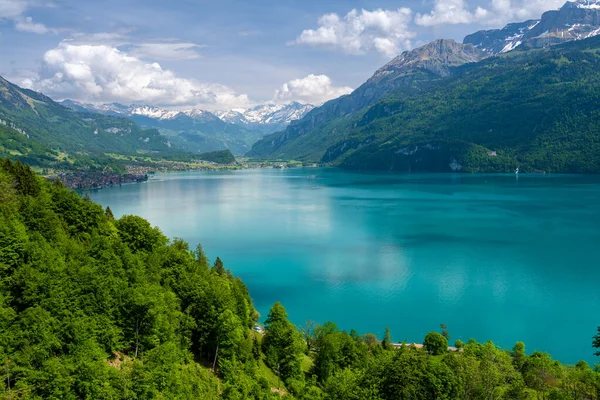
[46,158,316,190]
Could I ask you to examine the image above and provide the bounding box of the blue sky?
[0,0,566,110]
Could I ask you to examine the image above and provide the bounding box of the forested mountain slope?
[0,77,173,167]
[247,39,487,159]
[250,36,600,173]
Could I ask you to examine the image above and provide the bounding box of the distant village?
[51,170,148,190]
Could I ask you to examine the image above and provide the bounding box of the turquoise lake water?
[88,168,600,364]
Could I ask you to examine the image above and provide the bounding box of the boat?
[515,167,520,175]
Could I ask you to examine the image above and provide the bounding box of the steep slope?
[0,77,173,166]
[248,39,488,159]
[322,36,600,173]
[464,0,600,53]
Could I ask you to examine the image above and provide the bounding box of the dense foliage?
[249,36,600,173]
[0,159,276,399]
[196,149,237,165]
[1,159,600,399]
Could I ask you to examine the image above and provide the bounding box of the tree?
[212,257,225,275]
[382,327,393,351]
[115,215,167,253]
[262,302,304,382]
[593,326,600,356]
[381,349,429,399]
[300,320,317,352]
[441,323,450,340]
[105,206,115,220]
[362,333,378,347]
[194,243,209,269]
[512,342,527,371]
[522,352,562,399]
[424,332,448,356]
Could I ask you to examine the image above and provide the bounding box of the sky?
[0,0,567,110]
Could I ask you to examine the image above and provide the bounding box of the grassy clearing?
[258,358,285,391]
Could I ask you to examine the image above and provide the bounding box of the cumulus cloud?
[24,43,250,110]
[415,0,488,26]
[415,0,566,27]
[294,8,415,57]
[273,74,353,105]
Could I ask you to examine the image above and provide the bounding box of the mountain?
[464,0,600,54]
[248,39,488,159]
[248,1,600,170]
[0,76,176,167]
[299,36,600,173]
[218,102,315,131]
[60,100,314,155]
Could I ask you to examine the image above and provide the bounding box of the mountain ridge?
[464,0,600,54]
[60,100,314,130]
[247,39,488,159]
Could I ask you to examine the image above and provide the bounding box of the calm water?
[88,168,600,364]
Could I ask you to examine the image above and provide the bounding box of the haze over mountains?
[249,0,600,173]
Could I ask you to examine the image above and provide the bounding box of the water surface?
[88,168,600,364]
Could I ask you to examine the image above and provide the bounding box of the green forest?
[1,159,600,399]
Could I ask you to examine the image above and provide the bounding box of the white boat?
[515,167,520,175]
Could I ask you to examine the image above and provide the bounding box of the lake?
[88,168,600,364]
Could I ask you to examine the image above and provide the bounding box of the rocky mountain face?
[248,39,488,158]
[464,0,600,54]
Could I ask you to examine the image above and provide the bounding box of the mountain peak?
[373,39,487,79]
[220,102,315,126]
[563,0,600,9]
[465,0,600,54]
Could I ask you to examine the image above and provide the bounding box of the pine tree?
[105,206,115,220]
[213,257,225,275]
[382,326,393,351]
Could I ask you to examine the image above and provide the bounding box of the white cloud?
[488,0,565,24]
[129,42,205,60]
[14,16,54,34]
[0,0,59,34]
[294,8,415,57]
[273,74,353,105]
[415,0,566,27]
[0,0,29,19]
[24,42,250,110]
[415,0,488,26]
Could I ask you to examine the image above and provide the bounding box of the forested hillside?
[0,77,179,169]
[1,159,599,399]
[249,36,600,174]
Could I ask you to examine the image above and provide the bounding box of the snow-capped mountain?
[60,100,313,130]
[219,102,315,127]
[464,0,600,54]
